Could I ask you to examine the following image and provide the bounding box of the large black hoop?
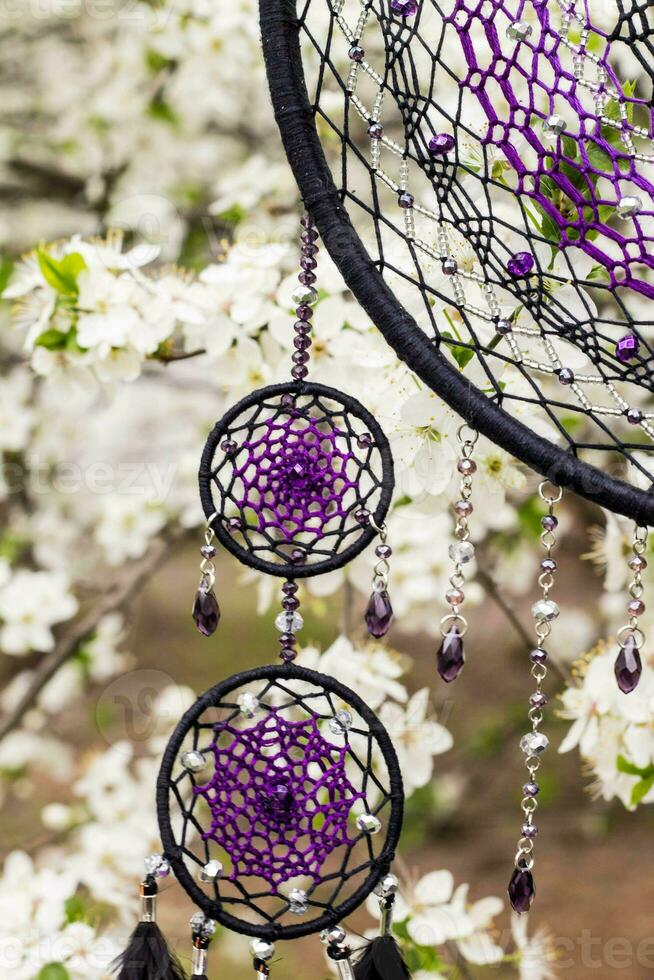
[156,663,404,940]
[199,380,395,578]
[259,0,654,526]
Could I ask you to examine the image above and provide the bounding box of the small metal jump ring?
[538,481,563,504]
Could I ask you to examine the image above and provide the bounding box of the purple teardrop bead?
[192,589,221,636]
[508,867,535,914]
[437,625,465,682]
[614,635,642,694]
[365,590,394,638]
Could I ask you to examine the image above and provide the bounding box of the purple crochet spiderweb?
[194,711,364,888]
[234,413,356,542]
[208,388,386,568]
[448,0,654,298]
[292,0,654,492]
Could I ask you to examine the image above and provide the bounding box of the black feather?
[354,936,411,980]
[111,921,188,980]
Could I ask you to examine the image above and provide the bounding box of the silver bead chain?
[198,513,218,593]
[514,481,562,872]
[617,524,648,651]
[439,425,478,640]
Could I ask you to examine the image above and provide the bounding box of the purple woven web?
[448,0,654,297]
[210,389,385,567]
[194,711,364,888]
[233,413,357,541]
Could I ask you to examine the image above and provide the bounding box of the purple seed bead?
[398,191,414,209]
[627,408,643,425]
[301,229,319,244]
[294,321,312,335]
[355,508,371,525]
[298,271,316,286]
[497,318,512,335]
[357,432,373,448]
[530,648,548,664]
[628,554,647,572]
[283,596,300,611]
[391,0,419,15]
[292,366,309,380]
[628,599,645,617]
[302,243,319,257]
[280,647,297,664]
[200,544,216,559]
[523,781,540,797]
[530,692,548,708]
[375,544,393,559]
[368,121,383,139]
[294,335,312,351]
[428,133,455,156]
[558,367,575,385]
[300,214,312,228]
[541,514,558,531]
[221,439,237,455]
[279,632,295,646]
[522,824,538,839]
[227,517,242,532]
[300,256,317,271]
[291,548,306,564]
[616,333,640,363]
[281,393,296,408]
[348,44,365,61]
[541,557,557,572]
[457,458,477,475]
[296,304,314,320]
[282,581,298,595]
[454,499,473,517]
[292,351,310,365]
[507,251,535,277]
[443,258,458,275]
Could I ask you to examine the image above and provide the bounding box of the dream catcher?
[113,221,407,979]
[254,0,654,915]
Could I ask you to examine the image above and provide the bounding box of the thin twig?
[0,524,192,743]
[155,347,207,364]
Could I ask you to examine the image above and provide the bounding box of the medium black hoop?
[156,663,404,940]
[259,0,654,526]
[199,380,395,578]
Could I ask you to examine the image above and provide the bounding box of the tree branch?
[0,524,192,743]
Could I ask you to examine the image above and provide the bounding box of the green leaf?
[617,754,654,778]
[631,776,654,806]
[0,257,14,296]
[34,329,68,351]
[36,250,86,296]
[64,895,86,923]
[37,965,70,980]
[441,332,474,369]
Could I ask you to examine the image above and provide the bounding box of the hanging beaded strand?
[291,213,320,381]
[508,481,562,914]
[192,513,221,636]
[615,524,648,694]
[437,425,478,682]
[365,518,394,638]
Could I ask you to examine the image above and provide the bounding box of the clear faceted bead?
[374,873,399,897]
[520,732,549,757]
[506,20,532,41]
[289,888,309,914]
[542,114,567,139]
[144,853,170,877]
[292,284,318,307]
[181,750,207,774]
[250,939,275,961]
[329,709,353,735]
[237,691,260,717]
[275,611,304,633]
[448,540,475,564]
[531,598,559,622]
[617,196,642,219]
[199,859,224,882]
[356,812,382,835]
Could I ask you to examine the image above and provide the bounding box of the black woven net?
[288,0,654,495]
[157,665,403,940]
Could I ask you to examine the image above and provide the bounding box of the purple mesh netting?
[283,0,654,493]
[448,0,654,298]
[194,711,364,888]
[233,412,357,543]
[201,384,392,574]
